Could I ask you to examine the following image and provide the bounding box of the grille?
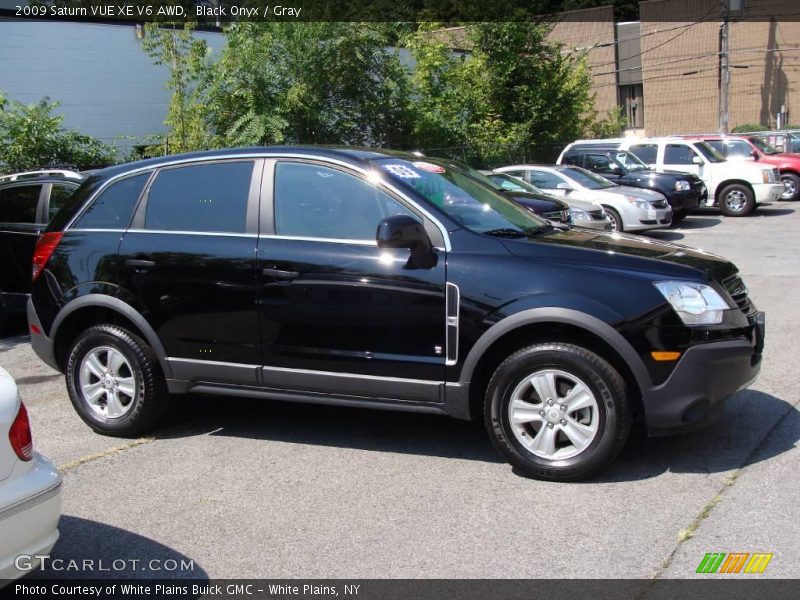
[773,168,781,182]
[723,274,756,315]
[544,209,571,223]
[651,199,668,209]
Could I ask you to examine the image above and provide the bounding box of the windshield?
[748,137,780,155]
[613,151,648,171]
[488,173,539,193]
[694,142,726,162]
[376,158,548,237]
[560,167,616,190]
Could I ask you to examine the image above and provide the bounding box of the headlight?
[570,208,589,221]
[762,169,774,183]
[625,196,649,209]
[654,281,731,325]
[675,180,690,191]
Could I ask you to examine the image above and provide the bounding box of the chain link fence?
[418,143,566,169]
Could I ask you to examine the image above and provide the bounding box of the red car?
[679,134,800,201]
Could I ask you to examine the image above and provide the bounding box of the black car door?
[256,159,447,402]
[117,159,263,385]
[0,183,45,296]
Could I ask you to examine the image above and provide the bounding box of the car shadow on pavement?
[753,207,796,217]
[672,215,722,229]
[596,390,798,483]
[646,231,685,242]
[26,516,208,582]
[155,390,797,481]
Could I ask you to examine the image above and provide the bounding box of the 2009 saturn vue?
[27,148,764,480]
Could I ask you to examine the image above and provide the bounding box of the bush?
[732,123,766,133]
[0,92,116,174]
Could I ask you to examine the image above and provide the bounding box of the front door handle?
[262,267,299,280]
[125,259,156,268]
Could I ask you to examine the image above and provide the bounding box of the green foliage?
[0,92,114,173]
[141,23,214,155]
[587,106,628,139]
[732,123,767,133]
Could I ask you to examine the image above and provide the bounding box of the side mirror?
[376,215,436,269]
[751,150,760,160]
[556,182,572,192]
[692,156,704,165]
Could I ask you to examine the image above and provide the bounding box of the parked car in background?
[0,366,62,580]
[480,171,611,231]
[747,130,800,154]
[0,170,84,335]
[677,134,800,201]
[26,147,764,481]
[494,165,671,232]
[572,138,783,217]
[557,145,704,222]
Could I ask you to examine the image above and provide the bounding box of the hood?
[502,227,737,283]
[502,190,569,212]
[564,197,602,211]
[605,185,665,200]
[628,169,702,182]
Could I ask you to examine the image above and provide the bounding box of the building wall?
[548,5,618,120]
[638,0,800,135]
[0,20,224,150]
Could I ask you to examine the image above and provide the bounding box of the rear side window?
[664,144,698,165]
[48,183,78,221]
[629,144,658,164]
[144,161,254,233]
[0,185,41,224]
[74,173,148,229]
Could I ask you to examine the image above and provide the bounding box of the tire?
[671,209,687,224]
[718,184,755,217]
[603,206,623,232]
[0,302,6,338]
[484,343,632,481]
[65,324,168,436]
[780,173,800,201]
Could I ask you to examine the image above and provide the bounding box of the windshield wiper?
[482,228,528,238]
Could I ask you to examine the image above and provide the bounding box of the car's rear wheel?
[718,184,755,217]
[484,343,631,481]
[603,206,623,232]
[780,173,800,201]
[66,324,168,436]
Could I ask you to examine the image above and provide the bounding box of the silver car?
[495,165,672,232]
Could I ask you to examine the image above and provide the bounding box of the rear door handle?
[262,267,299,280]
[125,259,156,268]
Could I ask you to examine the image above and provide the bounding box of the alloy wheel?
[79,346,137,418]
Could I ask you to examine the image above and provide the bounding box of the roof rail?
[0,169,84,183]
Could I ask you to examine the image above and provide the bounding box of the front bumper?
[643,312,764,436]
[627,206,672,231]
[752,182,784,203]
[667,187,703,210]
[573,218,612,231]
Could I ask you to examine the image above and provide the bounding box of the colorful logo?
[696,552,773,574]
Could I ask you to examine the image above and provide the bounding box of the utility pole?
[719,0,731,133]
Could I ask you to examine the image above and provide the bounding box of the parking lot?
[2,203,798,580]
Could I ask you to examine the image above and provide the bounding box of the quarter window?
[0,185,41,224]
[274,162,415,241]
[74,173,148,229]
[145,162,254,233]
[664,144,698,165]
[49,184,77,221]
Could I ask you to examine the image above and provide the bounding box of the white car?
[495,165,672,232]
[559,137,784,217]
[0,367,62,581]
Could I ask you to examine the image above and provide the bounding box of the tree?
[0,92,114,173]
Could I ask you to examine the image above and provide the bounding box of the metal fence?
[418,143,566,169]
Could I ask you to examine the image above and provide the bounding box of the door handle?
[125,259,156,268]
[262,267,299,280]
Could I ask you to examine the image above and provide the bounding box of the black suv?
[27,148,764,481]
[0,170,83,334]
[559,146,705,222]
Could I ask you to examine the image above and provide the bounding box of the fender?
[457,307,653,394]
[50,294,174,379]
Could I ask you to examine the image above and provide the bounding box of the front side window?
[585,154,617,173]
[74,173,148,229]
[664,144,698,165]
[748,137,780,155]
[0,185,41,224]
[145,161,254,233]
[49,183,78,221]
[614,151,648,171]
[694,142,725,163]
[274,162,415,241]
[527,170,566,190]
[378,159,546,238]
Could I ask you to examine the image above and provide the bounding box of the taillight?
[32,232,63,281]
[9,400,33,461]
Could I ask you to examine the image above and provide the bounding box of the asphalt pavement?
[1,202,797,580]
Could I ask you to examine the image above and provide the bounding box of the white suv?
[560,138,784,216]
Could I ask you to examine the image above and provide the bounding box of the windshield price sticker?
[382,164,421,179]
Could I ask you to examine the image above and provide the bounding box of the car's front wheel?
[66,324,168,436]
[603,206,623,232]
[484,343,631,481]
[718,184,755,217]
